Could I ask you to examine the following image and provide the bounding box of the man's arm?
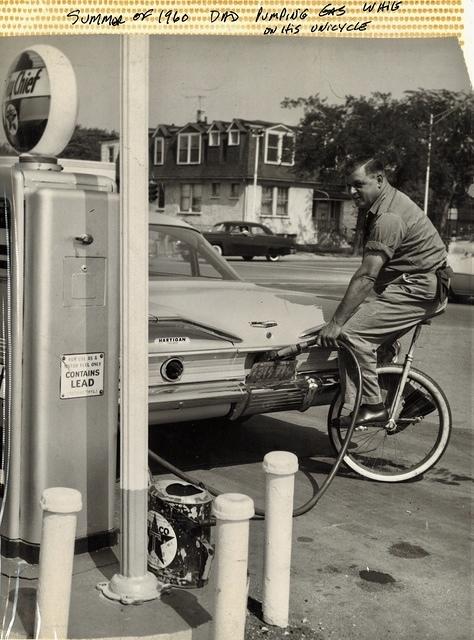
[316,250,387,347]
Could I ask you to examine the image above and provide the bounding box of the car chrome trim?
[149,316,242,343]
[148,381,247,410]
[148,370,340,416]
[249,321,278,328]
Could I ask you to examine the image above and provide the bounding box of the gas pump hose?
[148,341,362,521]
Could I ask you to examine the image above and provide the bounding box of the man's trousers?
[338,271,441,411]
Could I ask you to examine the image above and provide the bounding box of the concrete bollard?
[262,451,299,628]
[212,493,255,640]
[34,487,82,640]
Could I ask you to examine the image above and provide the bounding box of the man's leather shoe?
[333,404,389,428]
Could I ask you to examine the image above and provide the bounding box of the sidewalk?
[1,546,213,640]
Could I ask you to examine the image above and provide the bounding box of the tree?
[61,125,119,160]
[283,90,473,253]
[1,126,118,161]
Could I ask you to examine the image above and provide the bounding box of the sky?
[0,34,471,143]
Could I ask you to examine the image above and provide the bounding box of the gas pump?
[0,45,119,562]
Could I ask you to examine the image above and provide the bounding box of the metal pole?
[423,112,434,216]
[98,35,160,604]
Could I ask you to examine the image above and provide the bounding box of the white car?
[147,214,338,425]
[447,240,474,300]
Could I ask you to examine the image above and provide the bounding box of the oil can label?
[60,352,104,399]
[147,511,177,568]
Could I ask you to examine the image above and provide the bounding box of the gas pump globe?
[0,46,119,561]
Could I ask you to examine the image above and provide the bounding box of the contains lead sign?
[60,352,105,399]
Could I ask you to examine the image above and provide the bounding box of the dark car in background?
[203,221,297,262]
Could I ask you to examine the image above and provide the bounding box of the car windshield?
[149,224,241,281]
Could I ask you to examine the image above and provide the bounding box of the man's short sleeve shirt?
[364,184,447,285]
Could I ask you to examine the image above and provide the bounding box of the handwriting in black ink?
[255,7,309,23]
[255,6,308,35]
[66,9,126,26]
[133,8,154,21]
[318,4,346,17]
[310,20,371,32]
[210,10,240,23]
[155,9,189,24]
[362,1,402,11]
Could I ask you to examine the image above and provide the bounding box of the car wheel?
[266,252,280,262]
[212,244,223,256]
[242,256,254,261]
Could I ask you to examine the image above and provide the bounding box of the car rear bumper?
[148,371,339,424]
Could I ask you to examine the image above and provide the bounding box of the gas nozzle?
[271,336,319,360]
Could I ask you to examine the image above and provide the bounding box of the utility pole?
[423,105,459,216]
[250,128,264,222]
[423,112,434,216]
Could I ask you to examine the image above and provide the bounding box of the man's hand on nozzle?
[316,318,343,348]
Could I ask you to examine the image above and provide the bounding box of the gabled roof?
[152,124,180,138]
[227,119,248,132]
[245,119,296,133]
[176,122,208,135]
[150,118,297,137]
[207,120,230,132]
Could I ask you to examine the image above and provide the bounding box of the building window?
[180,184,202,213]
[230,183,240,199]
[153,137,164,165]
[228,129,240,146]
[276,187,289,215]
[211,183,220,198]
[157,184,165,210]
[261,187,274,215]
[107,145,116,163]
[261,186,289,217]
[177,133,201,165]
[208,130,220,147]
[266,134,280,164]
[264,130,295,166]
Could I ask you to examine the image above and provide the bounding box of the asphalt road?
[230,254,359,300]
[149,255,473,640]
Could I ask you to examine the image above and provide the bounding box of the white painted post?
[212,493,255,640]
[34,487,82,640]
[262,451,298,628]
[98,34,160,604]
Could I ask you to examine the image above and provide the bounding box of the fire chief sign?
[60,352,105,399]
[2,45,78,156]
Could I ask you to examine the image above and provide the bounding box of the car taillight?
[161,358,184,382]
